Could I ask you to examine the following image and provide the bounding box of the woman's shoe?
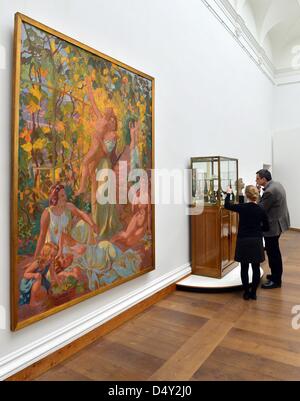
[243,292,250,300]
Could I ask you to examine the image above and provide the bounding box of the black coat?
[225,194,269,238]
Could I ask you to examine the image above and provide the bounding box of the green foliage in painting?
[18,22,153,254]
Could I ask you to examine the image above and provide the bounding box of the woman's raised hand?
[92,223,100,235]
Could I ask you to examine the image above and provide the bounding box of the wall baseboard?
[2,263,191,381]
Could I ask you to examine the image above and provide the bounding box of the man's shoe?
[261,280,281,289]
[249,292,257,300]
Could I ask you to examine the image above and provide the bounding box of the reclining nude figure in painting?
[75,76,118,197]
[111,180,151,251]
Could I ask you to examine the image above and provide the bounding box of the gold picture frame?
[11,13,155,331]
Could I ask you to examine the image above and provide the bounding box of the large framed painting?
[11,13,155,330]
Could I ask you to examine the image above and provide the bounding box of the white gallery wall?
[0,0,273,378]
[272,83,300,229]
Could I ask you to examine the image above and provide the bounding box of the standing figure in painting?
[75,76,122,239]
[34,184,99,258]
[19,243,58,307]
[129,120,141,171]
[75,76,118,197]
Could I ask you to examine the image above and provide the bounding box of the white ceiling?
[228,0,300,71]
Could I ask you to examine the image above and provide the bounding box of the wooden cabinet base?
[191,207,238,279]
[193,261,239,279]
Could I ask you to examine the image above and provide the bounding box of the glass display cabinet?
[191,156,239,278]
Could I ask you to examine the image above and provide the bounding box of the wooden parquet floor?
[36,231,300,381]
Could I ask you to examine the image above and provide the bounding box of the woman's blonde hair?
[245,185,259,202]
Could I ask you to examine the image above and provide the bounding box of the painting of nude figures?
[11,14,155,330]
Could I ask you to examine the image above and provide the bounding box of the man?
[256,169,290,289]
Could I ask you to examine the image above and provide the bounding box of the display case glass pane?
[220,158,238,204]
[191,157,219,205]
[191,157,238,206]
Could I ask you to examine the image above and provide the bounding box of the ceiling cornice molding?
[201,0,300,86]
[275,67,300,86]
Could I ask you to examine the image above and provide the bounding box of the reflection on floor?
[177,265,264,290]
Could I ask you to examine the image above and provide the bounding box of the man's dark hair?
[256,169,272,182]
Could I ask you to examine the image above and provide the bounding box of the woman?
[75,76,118,196]
[92,130,122,240]
[34,184,99,258]
[225,185,269,300]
